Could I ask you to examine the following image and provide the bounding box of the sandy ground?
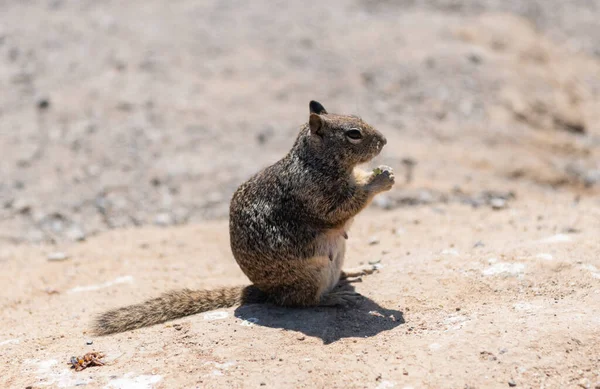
[1,195,599,388]
[1,1,600,388]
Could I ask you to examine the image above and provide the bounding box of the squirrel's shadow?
[233,283,404,345]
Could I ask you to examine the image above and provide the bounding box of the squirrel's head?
[304,100,387,168]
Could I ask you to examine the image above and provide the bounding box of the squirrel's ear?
[309,113,323,136]
[309,100,328,115]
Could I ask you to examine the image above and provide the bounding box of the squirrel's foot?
[341,262,381,279]
[320,291,363,307]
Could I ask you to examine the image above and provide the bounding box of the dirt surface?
[1,1,600,388]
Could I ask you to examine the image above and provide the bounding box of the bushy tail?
[93,285,264,335]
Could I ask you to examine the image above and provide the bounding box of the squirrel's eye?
[346,129,363,140]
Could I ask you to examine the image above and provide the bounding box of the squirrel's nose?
[381,136,387,146]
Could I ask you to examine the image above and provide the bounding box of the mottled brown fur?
[93,101,394,335]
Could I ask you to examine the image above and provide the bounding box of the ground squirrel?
[93,101,394,335]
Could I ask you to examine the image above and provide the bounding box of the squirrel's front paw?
[368,165,395,192]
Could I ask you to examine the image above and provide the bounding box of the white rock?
[203,311,229,321]
[490,198,507,210]
[47,252,70,262]
[538,234,572,244]
[483,263,525,276]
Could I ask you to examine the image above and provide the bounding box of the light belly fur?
[313,218,353,296]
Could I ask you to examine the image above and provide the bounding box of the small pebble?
[468,52,482,64]
[508,379,517,387]
[86,340,93,345]
[37,98,50,110]
[154,213,173,226]
[47,252,70,262]
[490,198,507,210]
[368,236,380,245]
[13,198,31,213]
[66,226,86,242]
[297,335,305,341]
[393,227,405,236]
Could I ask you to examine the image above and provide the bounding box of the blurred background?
[1,0,599,244]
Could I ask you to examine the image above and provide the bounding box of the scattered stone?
[37,98,50,110]
[256,127,274,145]
[203,311,229,321]
[508,379,517,387]
[490,198,507,210]
[468,52,482,64]
[480,351,497,361]
[473,241,485,248]
[296,335,305,341]
[368,236,380,245]
[153,213,173,226]
[482,262,525,277]
[538,234,572,244]
[393,227,405,236]
[66,225,86,242]
[172,207,190,224]
[239,318,259,327]
[86,340,93,345]
[429,343,442,351]
[47,252,70,262]
[12,198,31,214]
[577,378,592,389]
[535,253,554,261]
[441,248,459,256]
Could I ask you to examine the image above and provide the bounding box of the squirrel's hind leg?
[265,280,363,308]
[266,281,322,307]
